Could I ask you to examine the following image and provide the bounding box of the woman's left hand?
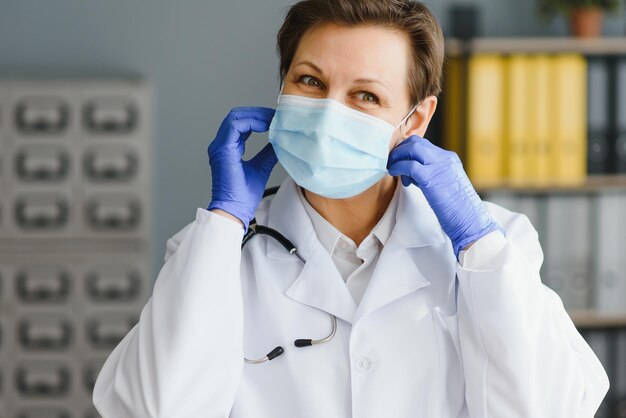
[387,135,502,258]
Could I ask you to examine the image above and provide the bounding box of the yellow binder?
[552,54,587,185]
[466,54,505,187]
[527,54,553,184]
[504,54,531,185]
[442,56,464,158]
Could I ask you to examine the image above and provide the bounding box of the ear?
[402,95,438,139]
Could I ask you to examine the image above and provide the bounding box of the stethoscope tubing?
[241,187,338,364]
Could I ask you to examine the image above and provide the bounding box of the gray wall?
[0,0,624,277]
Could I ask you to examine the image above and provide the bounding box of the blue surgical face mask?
[268,91,417,199]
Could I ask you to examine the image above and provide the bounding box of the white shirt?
[296,183,400,306]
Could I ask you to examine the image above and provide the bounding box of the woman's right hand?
[207,107,277,231]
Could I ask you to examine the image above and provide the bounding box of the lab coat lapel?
[266,177,358,324]
[354,183,447,323]
[284,245,358,324]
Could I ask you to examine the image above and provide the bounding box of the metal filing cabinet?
[0,80,153,418]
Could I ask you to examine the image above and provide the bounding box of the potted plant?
[537,0,624,37]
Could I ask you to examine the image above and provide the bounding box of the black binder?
[587,56,611,174]
[611,56,626,173]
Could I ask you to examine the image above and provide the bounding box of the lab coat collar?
[265,176,446,324]
[266,177,357,323]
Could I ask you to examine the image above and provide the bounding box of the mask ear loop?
[394,104,419,138]
[277,81,285,105]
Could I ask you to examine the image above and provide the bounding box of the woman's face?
[282,22,437,151]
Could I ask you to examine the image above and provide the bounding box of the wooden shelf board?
[446,37,626,56]
[475,175,626,194]
[569,310,626,328]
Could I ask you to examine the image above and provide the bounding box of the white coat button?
[355,356,372,371]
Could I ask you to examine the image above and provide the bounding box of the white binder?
[592,193,626,313]
[544,195,592,311]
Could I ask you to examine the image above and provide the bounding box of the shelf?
[569,310,626,329]
[475,175,626,194]
[446,37,626,56]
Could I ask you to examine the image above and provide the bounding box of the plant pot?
[569,6,604,37]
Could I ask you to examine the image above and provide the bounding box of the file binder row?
[483,191,626,314]
[588,56,626,175]
[484,190,626,417]
[439,37,626,418]
[0,80,153,418]
[443,52,626,187]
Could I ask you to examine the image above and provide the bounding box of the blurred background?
[0,0,625,417]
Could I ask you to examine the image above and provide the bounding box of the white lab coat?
[93,176,609,418]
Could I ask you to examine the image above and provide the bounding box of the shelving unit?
[570,310,626,329]
[442,37,626,417]
[446,36,626,56]
[476,175,626,194]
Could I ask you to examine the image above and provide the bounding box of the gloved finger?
[211,108,275,149]
[210,117,274,158]
[415,137,461,164]
[401,175,412,187]
[227,107,276,128]
[388,135,440,167]
[394,134,420,149]
[403,135,461,162]
[230,106,276,116]
[388,140,427,167]
[248,142,278,174]
[230,118,273,143]
[387,160,429,185]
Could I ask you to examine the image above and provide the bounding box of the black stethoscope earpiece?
[241,186,338,365]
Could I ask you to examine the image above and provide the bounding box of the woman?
[93,1,609,417]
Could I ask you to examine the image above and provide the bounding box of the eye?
[356,91,380,104]
[297,75,324,89]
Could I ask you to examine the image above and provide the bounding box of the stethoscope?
[241,186,338,365]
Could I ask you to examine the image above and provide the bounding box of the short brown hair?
[276,0,445,106]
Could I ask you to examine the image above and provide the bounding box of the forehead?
[292,23,411,85]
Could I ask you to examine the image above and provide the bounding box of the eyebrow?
[353,78,389,90]
[294,60,324,74]
[294,60,389,90]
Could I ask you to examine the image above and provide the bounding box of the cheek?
[387,129,406,152]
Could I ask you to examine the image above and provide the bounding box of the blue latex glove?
[207,107,277,232]
[387,135,503,259]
